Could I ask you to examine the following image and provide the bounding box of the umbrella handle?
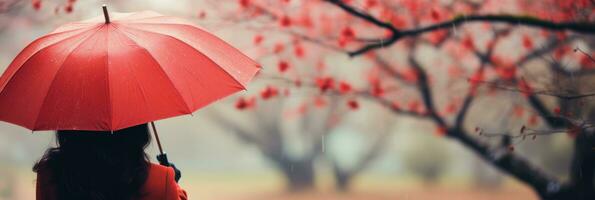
[102,4,110,24]
[150,121,169,166]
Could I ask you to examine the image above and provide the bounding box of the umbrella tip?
[102,4,110,24]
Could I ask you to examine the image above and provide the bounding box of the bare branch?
[324,0,595,56]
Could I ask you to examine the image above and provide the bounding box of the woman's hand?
[156,154,182,182]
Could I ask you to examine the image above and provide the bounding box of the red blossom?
[296,13,313,28]
[403,0,420,14]
[235,96,256,110]
[390,15,407,29]
[495,66,516,80]
[381,8,407,28]
[430,8,440,21]
[427,30,448,44]
[338,81,353,94]
[260,86,279,100]
[294,44,305,58]
[522,35,533,50]
[238,0,251,8]
[347,99,359,110]
[341,26,355,38]
[253,34,264,45]
[364,0,378,8]
[64,4,73,13]
[553,107,561,115]
[400,68,418,82]
[32,0,41,10]
[197,11,207,19]
[339,26,356,47]
[279,15,292,27]
[462,35,475,50]
[371,81,384,97]
[277,60,290,73]
[273,42,285,54]
[315,76,335,92]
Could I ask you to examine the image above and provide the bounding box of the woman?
[33,124,188,200]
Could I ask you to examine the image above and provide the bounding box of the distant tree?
[402,133,449,184]
[223,0,595,199]
[212,95,390,192]
[17,0,595,198]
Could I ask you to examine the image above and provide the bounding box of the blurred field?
[1,1,587,200]
[183,174,537,200]
[2,170,537,200]
[227,189,536,200]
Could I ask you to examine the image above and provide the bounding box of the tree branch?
[407,49,447,127]
[324,0,595,56]
[448,129,562,199]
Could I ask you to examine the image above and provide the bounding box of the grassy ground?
[225,188,536,200]
[3,170,538,200]
[173,172,538,200]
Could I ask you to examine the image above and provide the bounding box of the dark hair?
[33,124,151,200]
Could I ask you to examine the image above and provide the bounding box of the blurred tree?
[11,0,595,198]
[212,93,390,192]
[211,98,319,192]
[402,132,449,184]
[225,0,595,199]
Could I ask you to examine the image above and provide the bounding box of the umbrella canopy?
[0,8,260,131]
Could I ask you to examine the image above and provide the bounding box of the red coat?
[36,163,188,200]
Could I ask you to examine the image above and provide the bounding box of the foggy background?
[0,0,579,199]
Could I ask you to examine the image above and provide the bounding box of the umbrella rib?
[111,25,193,114]
[123,23,260,70]
[0,26,98,93]
[119,24,248,90]
[49,23,97,35]
[31,27,104,130]
[105,26,113,130]
[120,55,156,129]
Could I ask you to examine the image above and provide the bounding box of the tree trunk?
[278,159,316,192]
[566,129,595,200]
[334,169,353,192]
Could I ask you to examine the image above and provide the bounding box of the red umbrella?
[0,6,259,158]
